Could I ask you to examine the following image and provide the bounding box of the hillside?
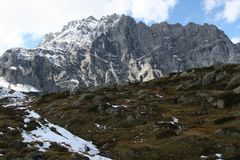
[1,64,240,159]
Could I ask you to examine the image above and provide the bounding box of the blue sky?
[167,0,240,42]
[22,33,42,48]
[0,0,240,54]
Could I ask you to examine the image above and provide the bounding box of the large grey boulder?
[227,75,240,89]
[202,71,216,86]
[233,86,240,94]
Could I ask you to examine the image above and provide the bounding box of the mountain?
[1,63,240,159]
[1,14,240,93]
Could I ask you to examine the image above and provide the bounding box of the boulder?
[227,75,240,89]
[216,99,225,109]
[182,78,202,90]
[126,115,135,123]
[25,152,44,160]
[202,71,216,86]
[154,121,180,130]
[105,108,119,116]
[233,86,240,94]
[79,93,92,101]
[215,73,225,82]
[92,95,104,105]
[179,71,189,78]
[178,95,196,103]
[135,90,145,97]
[215,127,240,139]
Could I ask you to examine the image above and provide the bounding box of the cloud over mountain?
[0,0,177,55]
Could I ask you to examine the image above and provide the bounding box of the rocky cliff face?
[1,14,240,93]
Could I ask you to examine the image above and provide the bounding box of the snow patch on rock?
[0,77,39,93]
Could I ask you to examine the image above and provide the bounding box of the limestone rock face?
[1,14,240,93]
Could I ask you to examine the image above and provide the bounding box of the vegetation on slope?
[1,64,240,159]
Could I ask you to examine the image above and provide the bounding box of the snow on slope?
[0,87,26,100]
[1,90,111,159]
[22,109,100,155]
[39,14,121,51]
[0,77,39,93]
[21,108,111,159]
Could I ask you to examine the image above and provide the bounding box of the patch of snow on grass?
[1,89,111,159]
[24,118,31,123]
[22,121,99,155]
[95,123,106,130]
[7,127,15,131]
[25,110,41,119]
[35,142,51,152]
[200,155,208,159]
[21,109,111,159]
[215,153,222,157]
[110,104,127,109]
[215,153,223,160]
[172,117,179,123]
[156,94,163,98]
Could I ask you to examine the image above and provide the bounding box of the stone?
[154,122,180,130]
[71,100,82,108]
[233,86,240,94]
[178,95,196,103]
[227,75,240,89]
[215,128,240,139]
[215,73,225,82]
[135,90,145,97]
[192,110,208,116]
[182,78,202,90]
[196,91,209,97]
[207,97,215,103]
[216,99,225,109]
[202,71,216,86]
[92,95,104,105]
[25,152,44,160]
[126,115,135,123]
[78,93,92,101]
[179,72,189,78]
[175,84,183,90]
[105,108,119,116]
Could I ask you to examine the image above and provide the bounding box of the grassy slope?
[1,64,240,159]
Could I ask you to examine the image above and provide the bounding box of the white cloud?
[202,0,224,13]
[202,0,240,23]
[231,37,240,43]
[105,0,177,23]
[220,0,240,23]
[0,0,178,55]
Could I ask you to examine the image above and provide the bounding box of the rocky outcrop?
[1,14,240,93]
[215,127,240,139]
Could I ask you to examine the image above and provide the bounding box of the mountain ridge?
[0,14,240,93]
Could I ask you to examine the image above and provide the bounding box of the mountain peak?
[86,15,97,21]
[1,14,240,93]
[39,14,122,51]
